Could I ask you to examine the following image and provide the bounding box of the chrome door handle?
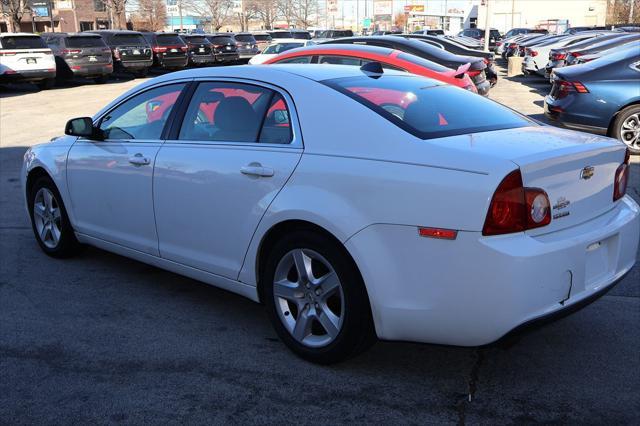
[129,153,150,166]
[240,163,274,177]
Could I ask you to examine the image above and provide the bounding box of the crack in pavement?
[456,348,486,425]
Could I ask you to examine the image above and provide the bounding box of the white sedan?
[248,39,316,64]
[22,64,639,363]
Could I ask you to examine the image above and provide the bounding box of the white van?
[0,33,56,89]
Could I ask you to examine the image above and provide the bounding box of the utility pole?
[49,0,54,32]
[179,0,184,32]
[511,0,515,29]
[483,0,491,52]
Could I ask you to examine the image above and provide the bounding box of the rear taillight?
[180,46,188,51]
[613,148,631,202]
[527,49,538,57]
[571,52,582,58]
[61,49,81,55]
[555,80,589,99]
[467,69,482,77]
[551,52,567,60]
[152,46,167,53]
[482,169,551,236]
[0,51,17,56]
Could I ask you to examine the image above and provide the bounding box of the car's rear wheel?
[612,105,640,155]
[262,230,375,364]
[37,78,55,90]
[28,175,80,257]
[94,74,110,84]
[133,68,148,78]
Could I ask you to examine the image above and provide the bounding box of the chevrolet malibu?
[22,65,639,364]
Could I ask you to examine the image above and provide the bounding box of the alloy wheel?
[273,248,345,348]
[620,113,640,150]
[33,187,62,249]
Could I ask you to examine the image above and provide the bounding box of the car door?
[66,82,187,255]
[153,80,302,280]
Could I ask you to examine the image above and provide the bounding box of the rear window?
[334,30,354,37]
[0,36,46,49]
[185,36,209,44]
[263,43,304,54]
[323,75,529,139]
[291,31,311,40]
[270,32,293,39]
[253,34,272,42]
[113,34,147,45]
[208,36,234,45]
[156,34,184,45]
[234,34,256,43]
[66,36,105,48]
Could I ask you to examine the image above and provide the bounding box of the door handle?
[240,163,274,177]
[129,153,150,166]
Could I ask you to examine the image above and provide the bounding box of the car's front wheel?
[28,175,80,257]
[612,105,640,155]
[263,230,375,364]
[37,78,55,90]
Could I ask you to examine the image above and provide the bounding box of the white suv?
[0,33,56,89]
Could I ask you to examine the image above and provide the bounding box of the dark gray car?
[88,30,153,77]
[42,32,113,83]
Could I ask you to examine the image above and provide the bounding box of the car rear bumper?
[214,52,240,62]
[345,196,639,346]
[70,64,113,76]
[158,57,188,69]
[118,59,152,69]
[189,55,214,64]
[475,79,491,96]
[0,68,56,82]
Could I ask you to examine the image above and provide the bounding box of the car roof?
[279,43,395,57]
[0,33,42,37]
[42,32,102,37]
[89,30,143,35]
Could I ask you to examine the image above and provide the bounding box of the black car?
[397,34,498,85]
[412,29,445,36]
[314,29,354,39]
[372,30,403,35]
[88,30,152,77]
[142,32,188,70]
[181,34,215,66]
[322,36,490,95]
[42,32,113,83]
[205,34,240,64]
[232,33,260,60]
[563,26,609,34]
[458,28,502,48]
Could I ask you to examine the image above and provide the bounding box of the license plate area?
[88,56,97,61]
[584,235,618,289]
[26,58,37,64]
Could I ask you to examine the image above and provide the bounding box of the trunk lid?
[428,126,626,234]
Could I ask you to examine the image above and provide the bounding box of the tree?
[292,0,318,29]
[279,0,295,28]
[0,0,30,32]
[191,0,233,32]
[132,0,167,31]
[104,0,128,30]
[247,0,279,30]
[394,12,407,30]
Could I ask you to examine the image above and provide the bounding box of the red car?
[262,44,478,94]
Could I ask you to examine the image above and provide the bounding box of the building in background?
[0,0,124,33]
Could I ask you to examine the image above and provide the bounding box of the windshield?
[0,36,46,49]
[66,36,105,48]
[113,34,147,45]
[323,75,529,139]
[185,36,209,44]
[292,31,311,40]
[208,36,234,45]
[235,34,255,43]
[270,32,293,39]
[156,34,184,45]
[263,43,304,54]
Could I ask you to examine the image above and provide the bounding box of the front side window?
[99,84,185,140]
[276,56,312,64]
[318,55,361,66]
[178,82,292,144]
[263,43,303,54]
[323,75,530,140]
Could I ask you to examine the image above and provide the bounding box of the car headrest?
[215,96,257,131]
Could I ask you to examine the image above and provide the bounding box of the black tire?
[134,68,149,78]
[28,175,80,258]
[37,78,55,90]
[94,74,110,84]
[611,105,640,155]
[262,230,376,364]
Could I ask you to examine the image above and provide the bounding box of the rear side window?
[323,75,529,139]
[178,82,292,144]
[66,36,105,48]
[276,56,313,64]
[253,34,272,42]
[113,34,147,45]
[318,55,361,66]
[263,43,303,54]
[0,36,46,49]
[397,52,450,72]
[156,34,184,45]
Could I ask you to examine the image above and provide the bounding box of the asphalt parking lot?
[1,64,639,424]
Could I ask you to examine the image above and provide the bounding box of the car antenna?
[360,61,384,78]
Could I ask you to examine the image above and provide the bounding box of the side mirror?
[65,117,102,139]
